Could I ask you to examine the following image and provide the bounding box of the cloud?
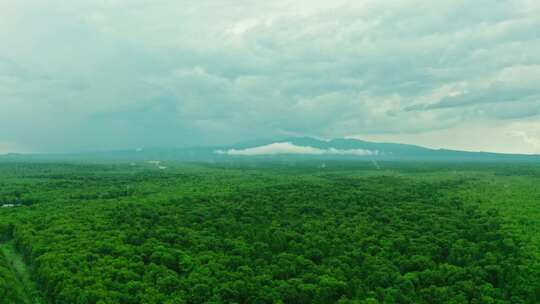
[505,121,540,153]
[354,118,540,154]
[0,141,20,155]
[0,0,539,152]
[216,142,378,156]
[507,130,540,151]
[406,65,540,111]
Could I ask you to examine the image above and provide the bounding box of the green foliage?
[0,161,539,303]
[0,249,26,302]
[0,241,43,303]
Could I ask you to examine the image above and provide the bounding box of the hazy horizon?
[1,1,539,154]
[3,136,540,157]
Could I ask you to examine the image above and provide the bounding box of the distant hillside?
[1,137,539,163]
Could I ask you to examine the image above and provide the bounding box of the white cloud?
[505,121,540,153]
[216,142,377,156]
[507,130,540,151]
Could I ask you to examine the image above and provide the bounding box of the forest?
[0,161,539,303]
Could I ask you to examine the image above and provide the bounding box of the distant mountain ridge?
[222,137,540,161]
[1,137,539,162]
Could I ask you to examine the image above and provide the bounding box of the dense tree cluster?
[0,162,539,303]
[0,247,26,303]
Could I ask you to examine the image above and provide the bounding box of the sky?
[1,0,539,154]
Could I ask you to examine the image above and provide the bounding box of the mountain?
[1,137,539,163]
[219,137,540,162]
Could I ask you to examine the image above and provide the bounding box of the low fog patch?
[215,142,378,156]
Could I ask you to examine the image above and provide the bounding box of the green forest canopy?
[0,161,539,303]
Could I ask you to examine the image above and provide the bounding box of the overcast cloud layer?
[1,0,539,154]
